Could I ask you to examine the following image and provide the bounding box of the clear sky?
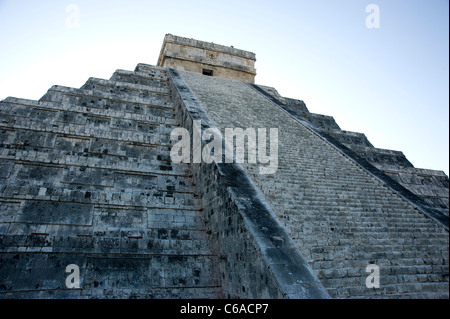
[0,0,448,175]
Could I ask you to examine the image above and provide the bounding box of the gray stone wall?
[0,64,222,298]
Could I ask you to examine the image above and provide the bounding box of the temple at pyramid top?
[157,33,257,83]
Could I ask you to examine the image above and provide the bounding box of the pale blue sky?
[0,0,448,175]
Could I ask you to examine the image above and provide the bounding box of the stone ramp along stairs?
[0,64,222,298]
[179,71,449,299]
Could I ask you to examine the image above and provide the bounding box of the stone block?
[18,201,94,226]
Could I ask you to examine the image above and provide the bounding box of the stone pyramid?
[0,34,448,299]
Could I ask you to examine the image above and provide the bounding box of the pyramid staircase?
[178,72,449,299]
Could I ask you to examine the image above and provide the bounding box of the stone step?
[0,126,177,164]
[109,69,169,89]
[306,244,448,261]
[305,246,448,263]
[345,145,414,168]
[278,213,441,227]
[271,203,425,214]
[292,235,446,247]
[38,86,176,121]
[268,194,410,205]
[272,210,437,229]
[361,291,449,299]
[0,203,205,232]
[134,63,169,80]
[1,286,223,299]
[312,257,449,269]
[0,229,213,255]
[294,230,449,245]
[328,281,449,299]
[80,77,170,101]
[282,222,447,236]
[0,189,201,211]
[378,165,449,186]
[0,144,182,173]
[296,232,448,246]
[326,130,373,147]
[0,125,175,157]
[277,206,436,217]
[250,173,388,185]
[0,252,221,298]
[0,112,176,146]
[1,96,175,127]
[320,271,448,289]
[0,148,189,177]
[295,230,448,243]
